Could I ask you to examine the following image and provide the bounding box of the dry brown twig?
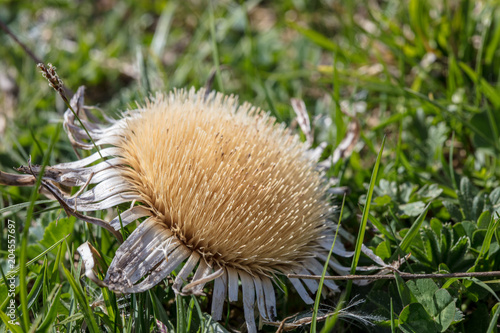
[287,270,500,281]
[0,18,44,65]
[272,312,342,332]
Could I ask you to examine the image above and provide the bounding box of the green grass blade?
[486,303,500,333]
[0,200,53,217]
[190,295,205,331]
[319,293,346,333]
[26,267,44,310]
[390,297,395,333]
[368,212,397,241]
[399,203,430,253]
[62,265,100,333]
[475,216,500,267]
[176,294,186,333]
[345,136,385,299]
[469,278,500,302]
[288,21,339,53]
[208,1,224,92]
[310,194,346,332]
[35,284,62,332]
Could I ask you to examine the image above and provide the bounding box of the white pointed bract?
[20,87,357,332]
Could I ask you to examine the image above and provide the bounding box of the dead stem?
[288,271,500,281]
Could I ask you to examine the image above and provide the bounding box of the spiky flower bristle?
[118,90,330,275]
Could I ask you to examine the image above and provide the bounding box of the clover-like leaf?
[399,303,437,333]
[406,279,457,332]
[398,201,426,218]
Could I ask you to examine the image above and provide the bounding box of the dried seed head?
[118,90,331,275]
[38,63,64,94]
[16,87,356,333]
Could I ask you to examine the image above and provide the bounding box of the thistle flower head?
[20,87,354,332]
[119,92,330,275]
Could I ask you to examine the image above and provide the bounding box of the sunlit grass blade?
[310,194,346,332]
[398,203,430,253]
[475,215,500,267]
[345,136,385,299]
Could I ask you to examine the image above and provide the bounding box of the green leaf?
[410,244,433,267]
[311,195,345,332]
[431,289,456,332]
[400,280,456,332]
[26,267,44,311]
[488,188,500,214]
[56,312,85,326]
[448,236,470,269]
[452,307,464,324]
[416,184,443,201]
[454,221,477,240]
[150,290,174,332]
[176,294,186,333]
[28,217,74,257]
[477,210,492,229]
[475,216,499,265]
[425,227,442,267]
[18,124,61,331]
[442,200,464,221]
[375,240,392,260]
[406,279,439,314]
[458,177,477,221]
[399,303,437,333]
[430,218,443,239]
[398,201,426,218]
[373,195,392,206]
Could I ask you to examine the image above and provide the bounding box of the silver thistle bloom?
[15,87,361,332]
